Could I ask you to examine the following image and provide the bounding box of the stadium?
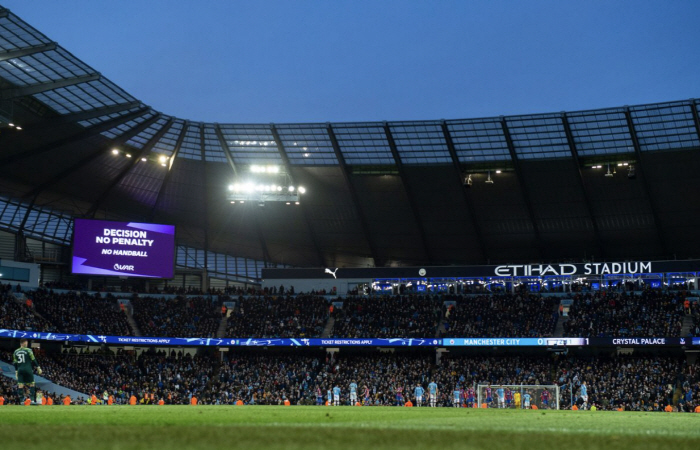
[1,3,700,450]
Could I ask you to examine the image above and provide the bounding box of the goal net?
[477,384,560,410]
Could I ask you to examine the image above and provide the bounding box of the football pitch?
[1,406,699,450]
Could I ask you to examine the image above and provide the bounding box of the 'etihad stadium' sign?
[493,261,652,277]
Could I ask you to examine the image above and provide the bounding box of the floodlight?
[464,174,472,187]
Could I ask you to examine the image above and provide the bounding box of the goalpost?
[477,384,560,410]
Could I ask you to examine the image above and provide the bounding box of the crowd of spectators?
[4,285,700,341]
[25,349,216,405]
[40,280,87,291]
[2,345,699,411]
[30,289,132,336]
[564,291,685,337]
[554,355,694,411]
[441,294,559,338]
[226,295,328,338]
[211,352,433,406]
[331,295,441,338]
[438,353,699,411]
[131,296,221,338]
[208,352,699,410]
[0,292,56,333]
[39,281,286,298]
[688,300,700,337]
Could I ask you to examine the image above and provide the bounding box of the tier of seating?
[331,295,441,338]
[1,350,697,411]
[0,286,697,339]
[0,292,56,333]
[37,349,215,405]
[441,294,559,338]
[31,289,132,336]
[226,295,328,338]
[564,291,685,337]
[131,296,221,338]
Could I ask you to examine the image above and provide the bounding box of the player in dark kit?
[13,339,42,404]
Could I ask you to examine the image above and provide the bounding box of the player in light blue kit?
[496,385,505,409]
[523,391,532,409]
[332,385,341,406]
[428,381,438,407]
[327,388,332,406]
[580,381,588,410]
[414,384,425,407]
[349,381,358,405]
[453,387,461,407]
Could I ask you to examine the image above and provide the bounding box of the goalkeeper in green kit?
[13,339,42,404]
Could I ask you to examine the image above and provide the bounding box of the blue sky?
[3,0,699,123]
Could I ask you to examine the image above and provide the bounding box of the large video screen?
[72,219,175,278]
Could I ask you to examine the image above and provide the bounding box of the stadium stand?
[131,296,221,338]
[34,349,216,405]
[2,349,698,411]
[2,287,698,340]
[30,289,133,337]
[0,292,56,333]
[331,295,441,338]
[226,294,328,338]
[441,294,559,338]
[564,291,685,337]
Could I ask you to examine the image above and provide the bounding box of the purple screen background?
[72,219,175,278]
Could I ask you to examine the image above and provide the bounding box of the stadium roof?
[1,6,699,269]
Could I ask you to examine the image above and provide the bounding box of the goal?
[477,384,560,410]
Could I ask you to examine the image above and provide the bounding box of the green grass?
[1,405,699,450]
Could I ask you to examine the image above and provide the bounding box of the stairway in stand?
[124,306,142,337]
[216,315,229,339]
[552,315,568,338]
[681,314,694,337]
[321,317,335,338]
